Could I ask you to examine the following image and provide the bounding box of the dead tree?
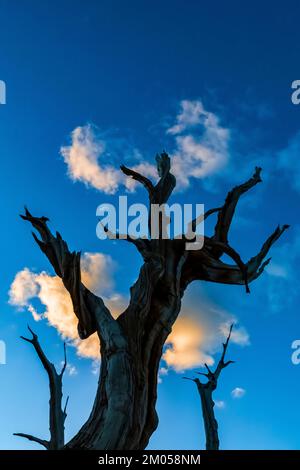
[184,324,234,450]
[14,326,69,449]
[20,152,288,450]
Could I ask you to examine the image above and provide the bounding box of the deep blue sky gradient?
[0,0,300,449]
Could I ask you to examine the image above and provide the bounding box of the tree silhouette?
[184,324,234,450]
[14,326,69,449]
[20,153,288,449]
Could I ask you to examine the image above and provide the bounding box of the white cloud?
[167,100,204,135]
[60,125,121,194]
[9,268,39,308]
[123,161,157,192]
[265,263,288,279]
[66,364,78,376]
[91,360,100,375]
[158,366,169,384]
[60,361,78,376]
[167,100,230,190]
[214,400,226,409]
[159,367,168,376]
[219,323,249,346]
[231,387,246,399]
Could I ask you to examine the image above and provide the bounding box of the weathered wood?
[184,324,235,450]
[14,326,68,449]
[21,154,288,450]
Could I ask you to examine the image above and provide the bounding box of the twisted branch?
[14,326,68,449]
[213,166,262,248]
[20,208,119,343]
[121,152,176,205]
[184,324,235,450]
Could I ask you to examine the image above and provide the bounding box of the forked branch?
[20,208,118,342]
[14,326,69,449]
[182,167,288,292]
[120,151,176,205]
[184,324,235,450]
[185,323,235,387]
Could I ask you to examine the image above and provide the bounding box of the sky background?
[1,0,300,450]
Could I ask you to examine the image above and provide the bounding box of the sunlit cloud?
[163,299,249,372]
[60,125,121,194]
[164,316,214,372]
[9,252,126,360]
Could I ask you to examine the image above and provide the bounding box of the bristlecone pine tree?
[18,152,288,450]
[184,323,235,450]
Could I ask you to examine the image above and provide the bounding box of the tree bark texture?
[14,327,68,449]
[185,324,235,450]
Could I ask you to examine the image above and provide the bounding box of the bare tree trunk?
[198,386,219,450]
[66,251,183,449]
[14,327,68,449]
[21,155,288,450]
[185,324,234,450]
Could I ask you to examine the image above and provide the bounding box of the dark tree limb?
[101,223,152,261]
[189,207,222,233]
[184,324,234,450]
[21,207,117,341]
[213,166,262,247]
[120,165,154,195]
[13,433,49,449]
[211,323,234,379]
[198,223,288,288]
[14,326,68,449]
[204,237,250,292]
[181,167,288,293]
[120,151,176,205]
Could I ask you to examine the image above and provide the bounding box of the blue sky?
[1,0,300,450]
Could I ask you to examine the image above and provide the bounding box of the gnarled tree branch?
[213,166,262,248]
[121,151,176,205]
[181,167,288,292]
[14,326,68,449]
[120,165,154,195]
[13,433,49,449]
[184,324,235,450]
[21,208,118,342]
